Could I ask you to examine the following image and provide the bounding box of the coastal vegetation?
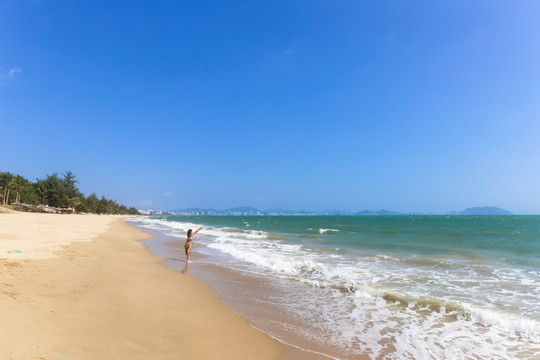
[0,170,139,215]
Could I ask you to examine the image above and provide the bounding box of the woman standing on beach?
[185,226,203,263]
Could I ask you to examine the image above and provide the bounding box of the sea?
[130,215,540,360]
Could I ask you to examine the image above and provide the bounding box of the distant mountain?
[457,206,513,215]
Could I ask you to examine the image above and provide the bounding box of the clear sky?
[1,1,539,214]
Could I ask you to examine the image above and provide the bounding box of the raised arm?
[192,226,203,235]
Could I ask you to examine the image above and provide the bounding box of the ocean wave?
[133,216,540,341]
[134,218,272,241]
[221,227,253,234]
[131,217,200,234]
[299,246,344,255]
[402,256,459,268]
[352,286,540,339]
[319,228,339,234]
[213,241,540,338]
[461,303,540,338]
[298,234,323,239]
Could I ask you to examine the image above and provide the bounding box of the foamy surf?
[131,215,540,359]
[319,228,339,234]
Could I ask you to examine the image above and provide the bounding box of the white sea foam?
[318,228,339,234]
[461,302,540,337]
[201,224,540,340]
[132,216,540,359]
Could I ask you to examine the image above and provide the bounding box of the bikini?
[184,237,192,254]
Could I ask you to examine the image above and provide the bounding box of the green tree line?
[0,170,139,215]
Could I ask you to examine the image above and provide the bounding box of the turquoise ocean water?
[132,215,540,359]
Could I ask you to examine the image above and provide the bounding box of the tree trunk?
[2,187,7,205]
[5,188,10,205]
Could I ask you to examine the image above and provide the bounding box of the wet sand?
[137,224,366,360]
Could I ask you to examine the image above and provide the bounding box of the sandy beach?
[0,211,287,359]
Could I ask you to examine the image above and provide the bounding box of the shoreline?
[0,212,287,359]
[131,215,540,360]
[134,224,339,360]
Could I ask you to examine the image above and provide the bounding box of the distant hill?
[457,206,513,215]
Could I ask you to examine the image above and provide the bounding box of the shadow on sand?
[166,257,190,274]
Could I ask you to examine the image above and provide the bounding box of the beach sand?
[0,212,291,359]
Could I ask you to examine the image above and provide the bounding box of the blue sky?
[1,1,539,214]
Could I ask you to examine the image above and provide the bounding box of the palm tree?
[12,175,26,204]
[0,172,14,205]
[5,176,15,205]
[0,173,7,205]
[34,179,46,204]
[67,196,81,212]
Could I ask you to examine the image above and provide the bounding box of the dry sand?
[0,211,285,359]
